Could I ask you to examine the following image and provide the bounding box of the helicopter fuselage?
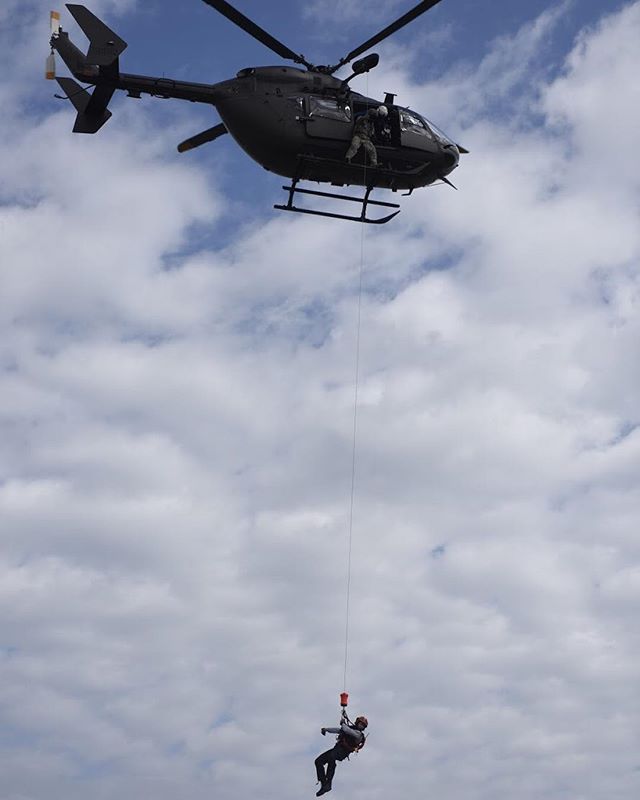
[213,66,459,190]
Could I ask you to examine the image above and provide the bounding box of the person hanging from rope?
[314,704,368,796]
[345,105,388,167]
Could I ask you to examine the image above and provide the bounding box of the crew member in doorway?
[314,715,368,796]
[345,106,388,167]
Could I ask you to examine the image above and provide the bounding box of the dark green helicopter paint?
[50,1,467,222]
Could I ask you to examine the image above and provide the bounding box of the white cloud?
[2,3,640,800]
[542,1,640,187]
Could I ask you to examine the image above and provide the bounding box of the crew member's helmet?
[355,716,369,729]
[377,105,388,117]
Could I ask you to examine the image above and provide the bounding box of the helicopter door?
[351,102,401,149]
[305,95,353,141]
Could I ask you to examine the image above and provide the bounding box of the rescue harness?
[337,704,367,754]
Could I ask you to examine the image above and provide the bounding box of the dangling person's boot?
[316,781,332,796]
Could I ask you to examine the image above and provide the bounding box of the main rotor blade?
[201,0,311,68]
[333,0,445,71]
[178,123,228,153]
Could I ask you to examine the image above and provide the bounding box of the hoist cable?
[342,221,365,692]
[342,81,370,692]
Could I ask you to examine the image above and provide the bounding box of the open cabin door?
[350,101,402,150]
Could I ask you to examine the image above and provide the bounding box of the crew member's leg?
[345,135,363,161]
[362,138,378,166]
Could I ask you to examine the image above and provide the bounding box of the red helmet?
[355,716,368,729]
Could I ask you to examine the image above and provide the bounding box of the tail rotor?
[46,10,60,80]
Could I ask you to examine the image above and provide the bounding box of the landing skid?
[274,181,400,224]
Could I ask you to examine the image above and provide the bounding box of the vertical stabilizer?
[66,4,127,66]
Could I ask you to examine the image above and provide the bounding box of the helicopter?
[47,1,468,224]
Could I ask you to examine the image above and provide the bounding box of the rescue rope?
[343,221,365,692]
[342,80,370,692]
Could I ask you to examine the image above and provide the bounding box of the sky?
[1,1,640,799]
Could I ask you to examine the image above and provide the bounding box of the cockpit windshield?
[423,116,455,145]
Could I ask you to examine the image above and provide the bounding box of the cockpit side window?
[400,111,433,138]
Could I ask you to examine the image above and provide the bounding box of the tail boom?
[50,5,221,134]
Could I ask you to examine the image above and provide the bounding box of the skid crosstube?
[275,183,400,224]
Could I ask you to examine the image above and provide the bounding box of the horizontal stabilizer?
[177,123,228,153]
[56,77,90,113]
[66,3,127,66]
[56,77,112,133]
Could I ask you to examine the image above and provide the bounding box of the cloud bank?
[1,3,639,800]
